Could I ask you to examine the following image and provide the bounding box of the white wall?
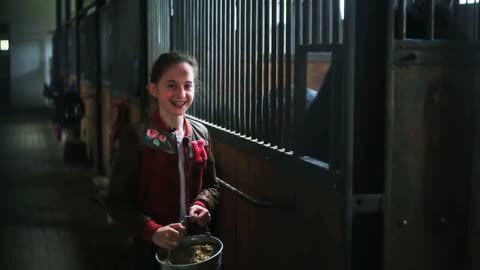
[0,0,56,107]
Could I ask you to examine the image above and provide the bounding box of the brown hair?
[150,52,198,84]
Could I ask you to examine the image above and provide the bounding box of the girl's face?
[148,62,195,118]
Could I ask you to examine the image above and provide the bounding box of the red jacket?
[107,112,220,241]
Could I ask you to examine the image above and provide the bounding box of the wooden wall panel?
[213,142,238,270]
[235,151,251,270]
[102,82,113,173]
[213,141,345,270]
[80,80,96,165]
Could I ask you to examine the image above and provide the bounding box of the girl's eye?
[184,84,192,90]
[167,84,176,89]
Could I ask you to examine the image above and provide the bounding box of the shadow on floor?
[0,107,130,270]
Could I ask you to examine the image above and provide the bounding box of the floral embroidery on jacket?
[192,139,208,162]
[146,129,159,139]
[145,128,167,146]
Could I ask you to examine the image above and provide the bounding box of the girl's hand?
[189,204,211,227]
[152,223,186,249]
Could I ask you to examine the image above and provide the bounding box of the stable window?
[459,0,479,4]
[0,40,9,51]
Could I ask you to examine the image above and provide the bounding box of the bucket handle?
[181,215,212,237]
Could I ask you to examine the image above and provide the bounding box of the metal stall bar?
[193,0,198,117]
[170,0,180,50]
[201,0,206,119]
[207,0,212,122]
[278,0,286,148]
[230,0,235,131]
[271,0,278,146]
[257,0,264,141]
[219,0,225,127]
[223,0,228,127]
[303,0,311,44]
[251,0,258,139]
[232,0,242,133]
[322,0,332,43]
[185,0,189,52]
[193,0,197,60]
[332,0,341,43]
[190,0,194,54]
[180,0,185,50]
[197,0,202,117]
[243,0,249,136]
[171,0,176,51]
[226,0,232,130]
[295,0,302,45]
[191,1,196,115]
[218,0,223,126]
[240,0,246,135]
[344,0,356,268]
[208,0,212,121]
[211,0,216,124]
[246,0,253,137]
[176,1,180,56]
[213,0,219,126]
[94,0,104,175]
[196,1,201,118]
[263,0,271,143]
[426,0,435,40]
[285,0,292,150]
[147,0,152,70]
[328,0,333,43]
[312,0,321,44]
[292,0,303,153]
[217,0,222,126]
[234,0,240,133]
[212,0,216,123]
[188,0,194,116]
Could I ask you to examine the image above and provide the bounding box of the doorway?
[0,23,10,106]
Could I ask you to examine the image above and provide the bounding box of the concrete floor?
[0,107,129,270]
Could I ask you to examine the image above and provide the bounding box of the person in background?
[107,52,220,270]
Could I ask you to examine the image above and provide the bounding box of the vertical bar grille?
[395,0,480,41]
[167,0,344,153]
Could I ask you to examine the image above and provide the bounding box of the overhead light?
[0,40,8,51]
[460,0,480,4]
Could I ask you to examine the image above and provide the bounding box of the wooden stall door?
[385,41,480,270]
[213,141,345,270]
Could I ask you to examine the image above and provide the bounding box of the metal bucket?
[155,234,223,270]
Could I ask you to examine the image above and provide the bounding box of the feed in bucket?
[156,234,223,269]
[162,243,215,265]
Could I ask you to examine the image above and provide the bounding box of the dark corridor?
[0,107,129,270]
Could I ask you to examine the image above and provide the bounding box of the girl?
[107,52,220,269]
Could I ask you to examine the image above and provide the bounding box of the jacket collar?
[150,111,193,139]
